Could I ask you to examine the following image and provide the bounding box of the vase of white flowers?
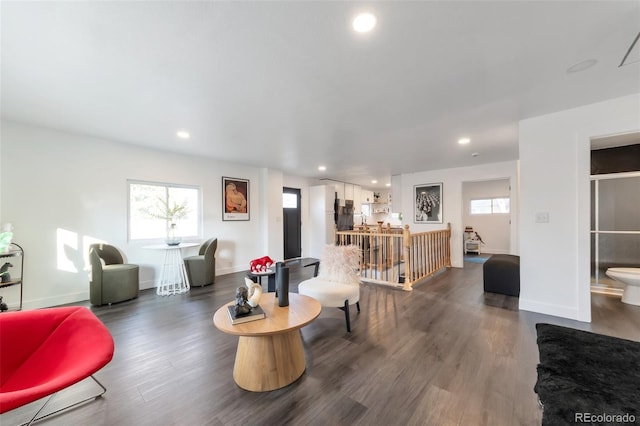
[144,198,189,245]
[166,223,181,246]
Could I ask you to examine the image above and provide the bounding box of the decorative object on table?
[244,277,262,308]
[275,261,289,307]
[0,263,12,283]
[0,296,7,312]
[414,182,443,223]
[234,286,252,316]
[0,231,13,254]
[165,223,180,246]
[226,304,265,325]
[464,226,474,239]
[534,323,640,425]
[249,255,274,273]
[222,176,250,221]
[142,196,189,245]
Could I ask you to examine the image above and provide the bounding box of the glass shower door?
[591,173,640,291]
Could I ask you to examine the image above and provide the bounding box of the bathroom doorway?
[590,133,640,295]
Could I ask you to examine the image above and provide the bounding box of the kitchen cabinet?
[353,185,362,209]
[344,183,354,201]
[334,182,344,201]
[361,190,375,204]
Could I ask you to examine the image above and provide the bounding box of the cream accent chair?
[89,244,139,306]
[298,244,361,332]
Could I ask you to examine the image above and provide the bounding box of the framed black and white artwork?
[414,183,443,223]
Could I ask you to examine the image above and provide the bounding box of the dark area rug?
[535,323,640,425]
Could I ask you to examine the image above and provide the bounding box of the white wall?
[0,121,283,309]
[398,161,519,268]
[462,179,511,254]
[262,168,284,261]
[519,93,640,322]
[308,185,335,259]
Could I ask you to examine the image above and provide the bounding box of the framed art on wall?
[414,183,443,223]
[222,177,249,221]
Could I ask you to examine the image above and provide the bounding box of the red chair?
[0,306,114,424]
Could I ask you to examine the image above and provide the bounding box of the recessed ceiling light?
[471,152,480,157]
[176,130,190,139]
[353,13,376,33]
[371,180,378,184]
[458,137,471,145]
[385,183,391,187]
[567,59,597,73]
[318,166,327,171]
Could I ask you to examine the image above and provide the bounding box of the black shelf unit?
[0,242,24,311]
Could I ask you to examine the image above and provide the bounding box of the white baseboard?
[23,291,89,310]
[140,279,156,291]
[483,248,509,254]
[217,265,249,276]
[519,298,580,321]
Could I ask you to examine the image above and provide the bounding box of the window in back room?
[470,197,510,215]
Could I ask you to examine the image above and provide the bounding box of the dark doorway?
[283,187,302,260]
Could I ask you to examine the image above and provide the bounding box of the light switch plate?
[535,212,549,223]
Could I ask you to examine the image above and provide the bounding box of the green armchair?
[184,238,217,287]
[89,244,139,306]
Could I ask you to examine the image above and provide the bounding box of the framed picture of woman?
[414,183,443,223]
[223,177,249,221]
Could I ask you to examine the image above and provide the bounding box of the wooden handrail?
[335,223,451,290]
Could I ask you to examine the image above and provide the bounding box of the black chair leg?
[339,300,359,333]
[343,300,351,333]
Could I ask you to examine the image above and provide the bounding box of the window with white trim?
[470,197,510,215]
[128,181,200,241]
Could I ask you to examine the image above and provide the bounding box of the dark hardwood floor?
[3,259,639,426]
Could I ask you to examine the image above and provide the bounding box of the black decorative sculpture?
[0,262,12,283]
[0,296,8,312]
[234,286,253,316]
[275,262,289,307]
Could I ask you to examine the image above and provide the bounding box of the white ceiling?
[2,1,639,188]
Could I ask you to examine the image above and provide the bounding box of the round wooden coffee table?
[213,292,321,392]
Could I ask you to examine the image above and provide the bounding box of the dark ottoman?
[483,254,520,297]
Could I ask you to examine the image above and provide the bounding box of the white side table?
[144,243,199,296]
[464,239,481,255]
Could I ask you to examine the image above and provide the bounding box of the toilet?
[605,268,640,306]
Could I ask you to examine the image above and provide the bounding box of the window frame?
[470,197,510,215]
[127,179,202,242]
